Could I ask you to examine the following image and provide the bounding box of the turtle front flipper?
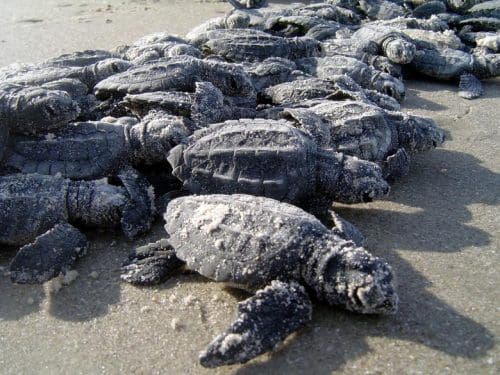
[458,73,483,99]
[10,223,87,284]
[199,280,312,368]
[121,239,185,285]
[116,168,155,239]
[381,148,410,182]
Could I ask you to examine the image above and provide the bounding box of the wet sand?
[0,1,498,374]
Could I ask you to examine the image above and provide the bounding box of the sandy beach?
[0,1,498,374]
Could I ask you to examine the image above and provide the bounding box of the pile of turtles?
[0,0,498,368]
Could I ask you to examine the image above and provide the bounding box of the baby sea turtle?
[297,56,406,101]
[196,29,322,62]
[167,118,390,204]
[121,194,398,367]
[3,111,193,180]
[0,82,81,136]
[409,47,500,98]
[1,58,132,89]
[282,100,445,179]
[122,81,256,124]
[350,24,417,64]
[94,56,256,101]
[1,169,154,284]
[261,75,402,111]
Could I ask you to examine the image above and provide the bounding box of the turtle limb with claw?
[1,169,154,284]
[121,194,398,367]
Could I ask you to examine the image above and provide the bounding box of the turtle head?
[391,113,445,152]
[382,37,416,64]
[318,152,390,203]
[305,241,398,315]
[370,72,406,102]
[128,111,193,165]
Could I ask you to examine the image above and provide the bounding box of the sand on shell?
[0,1,498,374]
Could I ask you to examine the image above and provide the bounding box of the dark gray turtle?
[3,111,193,180]
[242,57,306,92]
[459,16,500,31]
[401,28,467,51]
[121,194,398,367]
[167,119,390,204]
[465,0,500,18]
[116,33,202,65]
[262,15,343,38]
[1,169,154,284]
[122,81,256,123]
[185,12,251,45]
[227,0,268,9]
[357,0,409,20]
[282,100,445,179]
[409,47,500,98]
[297,56,406,101]
[321,38,403,79]
[93,56,256,102]
[0,82,81,136]
[260,75,402,111]
[412,0,448,19]
[350,25,417,64]
[195,29,322,62]
[42,49,118,68]
[1,58,132,89]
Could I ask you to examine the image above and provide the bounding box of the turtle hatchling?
[167,118,390,204]
[121,194,398,367]
[0,169,154,284]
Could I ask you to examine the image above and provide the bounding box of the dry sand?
[0,1,498,374]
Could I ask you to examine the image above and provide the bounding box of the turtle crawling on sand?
[1,169,154,284]
[121,194,398,367]
[167,118,390,205]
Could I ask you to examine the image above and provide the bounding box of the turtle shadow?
[403,88,449,111]
[336,148,497,253]
[0,250,45,320]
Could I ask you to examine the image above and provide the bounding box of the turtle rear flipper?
[199,281,312,368]
[10,223,87,284]
[458,73,483,99]
[121,239,185,285]
[116,168,155,239]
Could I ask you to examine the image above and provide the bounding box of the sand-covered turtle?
[121,81,256,122]
[261,75,402,111]
[2,111,193,180]
[321,38,403,79]
[167,118,390,204]
[0,82,81,136]
[409,46,500,98]
[280,100,445,179]
[350,24,417,64]
[1,169,154,284]
[0,57,132,89]
[297,56,406,101]
[94,56,256,101]
[195,29,322,62]
[357,0,409,20]
[121,194,398,367]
